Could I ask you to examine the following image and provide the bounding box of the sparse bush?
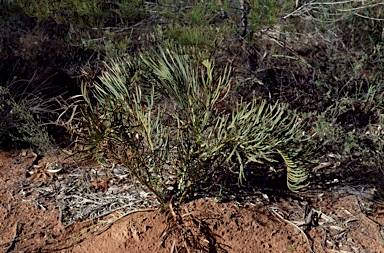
[61,43,313,206]
[168,24,215,47]
[246,0,294,31]
[0,80,53,150]
[16,0,146,27]
[15,0,147,59]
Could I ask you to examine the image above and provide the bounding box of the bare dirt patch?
[1,149,384,253]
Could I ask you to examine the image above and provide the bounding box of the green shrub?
[15,0,146,59]
[168,24,216,47]
[64,43,313,206]
[0,81,53,150]
[246,0,294,31]
[16,0,146,27]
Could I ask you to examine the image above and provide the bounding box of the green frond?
[277,149,309,192]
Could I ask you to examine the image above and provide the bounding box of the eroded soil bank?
[1,149,384,253]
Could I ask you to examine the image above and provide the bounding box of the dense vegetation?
[1,0,383,209]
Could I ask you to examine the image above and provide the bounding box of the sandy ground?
[1,148,384,253]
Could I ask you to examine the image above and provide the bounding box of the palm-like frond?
[277,149,309,192]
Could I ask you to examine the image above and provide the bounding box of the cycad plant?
[73,43,312,205]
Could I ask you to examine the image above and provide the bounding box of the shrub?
[15,0,147,59]
[62,43,313,206]
[0,79,53,150]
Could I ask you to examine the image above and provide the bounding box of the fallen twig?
[269,206,314,253]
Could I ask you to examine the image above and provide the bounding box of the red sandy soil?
[1,148,384,253]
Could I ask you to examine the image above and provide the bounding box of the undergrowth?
[0,79,54,150]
